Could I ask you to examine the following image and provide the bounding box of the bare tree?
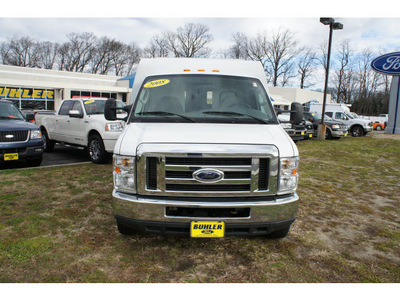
[165,23,213,58]
[226,32,249,59]
[3,36,40,67]
[90,37,127,75]
[37,41,59,69]
[332,40,352,103]
[0,41,11,64]
[264,28,298,87]
[113,42,141,76]
[143,34,169,58]
[297,47,316,89]
[58,32,96,72]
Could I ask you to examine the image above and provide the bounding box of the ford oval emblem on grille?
[193,169,224,183]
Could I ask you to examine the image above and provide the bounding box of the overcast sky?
[1,0,399,56]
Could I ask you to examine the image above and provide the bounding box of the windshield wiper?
[202,111,271,124]
[137,111,196,122]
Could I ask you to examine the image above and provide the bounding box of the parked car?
[35,98,128,163]
[0,100,44,167]
[372,121,385,131]
[309,103,372,137]
[303,112,348,139]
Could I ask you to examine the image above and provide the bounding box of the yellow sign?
[4,153,19,161]
[190,221,225,238]
[0,87,54,100]
[144,79,170,88]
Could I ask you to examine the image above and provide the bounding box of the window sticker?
[144,79,170,88]
[84,100,95,104]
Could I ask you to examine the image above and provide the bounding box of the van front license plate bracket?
[190,221,225,238]
[4,153,19,161]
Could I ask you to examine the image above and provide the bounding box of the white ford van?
[105,58,300,238]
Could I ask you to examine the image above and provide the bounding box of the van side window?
[325,112,333,118]
[59,100,73,115]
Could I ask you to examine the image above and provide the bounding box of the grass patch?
[0,135,399,282]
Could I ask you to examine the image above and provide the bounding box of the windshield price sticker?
[144,79,170,88]
[190,221,225,238]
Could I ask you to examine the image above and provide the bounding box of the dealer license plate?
[4,153,19,161]
[190,221,225,238]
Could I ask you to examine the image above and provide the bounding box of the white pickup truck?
[35,98,128,163]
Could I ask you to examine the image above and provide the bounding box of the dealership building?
[0,64,132,111]
[0,64,329,111]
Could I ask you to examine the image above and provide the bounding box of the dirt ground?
[370,131,400,140]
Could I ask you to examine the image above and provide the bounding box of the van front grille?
[136,144,279,197]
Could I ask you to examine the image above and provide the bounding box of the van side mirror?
[104,98,117,121]
[290,102,303,125]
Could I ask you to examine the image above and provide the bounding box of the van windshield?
[131,75,278,124]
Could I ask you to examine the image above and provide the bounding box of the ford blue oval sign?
[193,169,224,183]
[371,52,400,75]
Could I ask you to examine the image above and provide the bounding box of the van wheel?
[117,221,135,235]
[266,226,291,239]
[87,134,108,164]
[351,125,363,137]
[41,129,55,152]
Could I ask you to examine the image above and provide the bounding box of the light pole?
[317,17,343,140]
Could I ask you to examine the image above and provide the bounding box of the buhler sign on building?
[0,87,54,99]
[371,52,400,134]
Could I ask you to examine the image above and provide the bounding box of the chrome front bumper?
[112,190,299,224]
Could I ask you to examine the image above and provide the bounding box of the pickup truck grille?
[136,144,279,197]
[0,130,29,143]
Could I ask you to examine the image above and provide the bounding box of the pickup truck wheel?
[376,125,382,131]
[41,129,55,152]
[266,226,291,239]
[325,128,332,140]
[88,134,108,164]
[351,125,363,137]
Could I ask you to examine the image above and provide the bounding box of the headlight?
[278,157,299,194]
[114,155,136,193]
[30,130,42,140]
[105,122,124,132]
[281,123,292,129]
[332,124,340,129]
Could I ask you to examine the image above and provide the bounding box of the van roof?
[130,58,268,104]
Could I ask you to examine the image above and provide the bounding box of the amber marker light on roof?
[183,69,191,72]
[198,69,205,72]
[212,70,220,72]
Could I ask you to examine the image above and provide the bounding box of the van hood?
[115,123,298,157]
